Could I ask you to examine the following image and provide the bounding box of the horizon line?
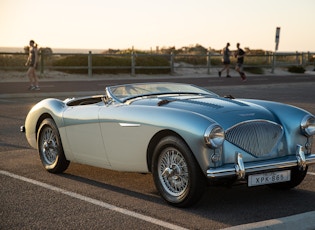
[1,46,315,53]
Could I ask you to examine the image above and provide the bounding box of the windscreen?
[107,82,217,102]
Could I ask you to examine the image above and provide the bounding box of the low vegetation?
[0,44,313,75]
[53,54,171,74]
[0,53,27,67]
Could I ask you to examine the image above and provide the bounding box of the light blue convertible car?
[21,82,315,207]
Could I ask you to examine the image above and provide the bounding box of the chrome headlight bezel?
[301,115,315,137]
[204,124,225,149]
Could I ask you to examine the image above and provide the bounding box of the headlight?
[301,115,315,137]
[204,124,225,148]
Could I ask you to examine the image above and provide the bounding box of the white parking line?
[0,170,187,230]
[308,172,315,176]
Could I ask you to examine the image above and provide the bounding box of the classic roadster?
[21,82,315,207]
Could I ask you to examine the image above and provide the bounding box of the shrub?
[288,66,305,73]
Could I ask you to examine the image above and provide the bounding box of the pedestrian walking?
[25,40,40,90]
[218,43,231,78]
[235,43,247,81]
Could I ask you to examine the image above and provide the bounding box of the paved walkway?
[1,69,315,99]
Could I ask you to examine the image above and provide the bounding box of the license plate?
[248,170,291,187]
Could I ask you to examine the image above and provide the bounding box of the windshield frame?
[106,82,219,103]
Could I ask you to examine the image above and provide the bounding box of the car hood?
[131,96,277,128]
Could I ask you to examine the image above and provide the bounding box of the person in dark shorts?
[218,42,231,78]
[25,40,40,90]
[235,43,247,81]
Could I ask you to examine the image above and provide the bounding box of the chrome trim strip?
[225,119,281,132]
[207,146,315,179]
[119,123,141,127]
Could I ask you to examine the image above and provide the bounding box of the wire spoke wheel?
[37,118,69,173]
[40,126,58,165]
[152,136,206,207]
[158,148,189,197]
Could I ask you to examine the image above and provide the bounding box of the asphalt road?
[1,74,315,229]
[0,74,315,96]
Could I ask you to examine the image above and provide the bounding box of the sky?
[1,0,314,52]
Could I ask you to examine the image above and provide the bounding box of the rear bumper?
[207,145,315,179]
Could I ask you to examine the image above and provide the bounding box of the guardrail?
[0,51,314,77]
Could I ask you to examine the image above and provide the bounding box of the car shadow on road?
[192,180,315,226]
[56,162,315,228]
[58,164,164,205]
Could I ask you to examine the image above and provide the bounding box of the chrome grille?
[225,120,283,157]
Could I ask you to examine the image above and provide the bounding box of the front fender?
[24,98,66,149]
[243,99,314,129]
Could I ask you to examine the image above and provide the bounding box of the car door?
[62,105,110,167]
[98,104,161,172]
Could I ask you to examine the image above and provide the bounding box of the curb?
[222,211,315,230]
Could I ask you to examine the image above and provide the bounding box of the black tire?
[37,118,70,173]
[152,136,206,207]
[268,166,308,190]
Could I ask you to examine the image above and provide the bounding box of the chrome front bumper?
[207,145,315,179]
[20,125,25,133]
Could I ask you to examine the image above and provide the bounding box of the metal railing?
[0,51,314,77]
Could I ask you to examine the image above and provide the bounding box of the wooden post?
[207,51,211,74]
[131,51,135,76]
[170,52,174,75]
[271,52,275,73]
[40,50,44,75]
[295,51,300,65]
[88,51,92,77]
